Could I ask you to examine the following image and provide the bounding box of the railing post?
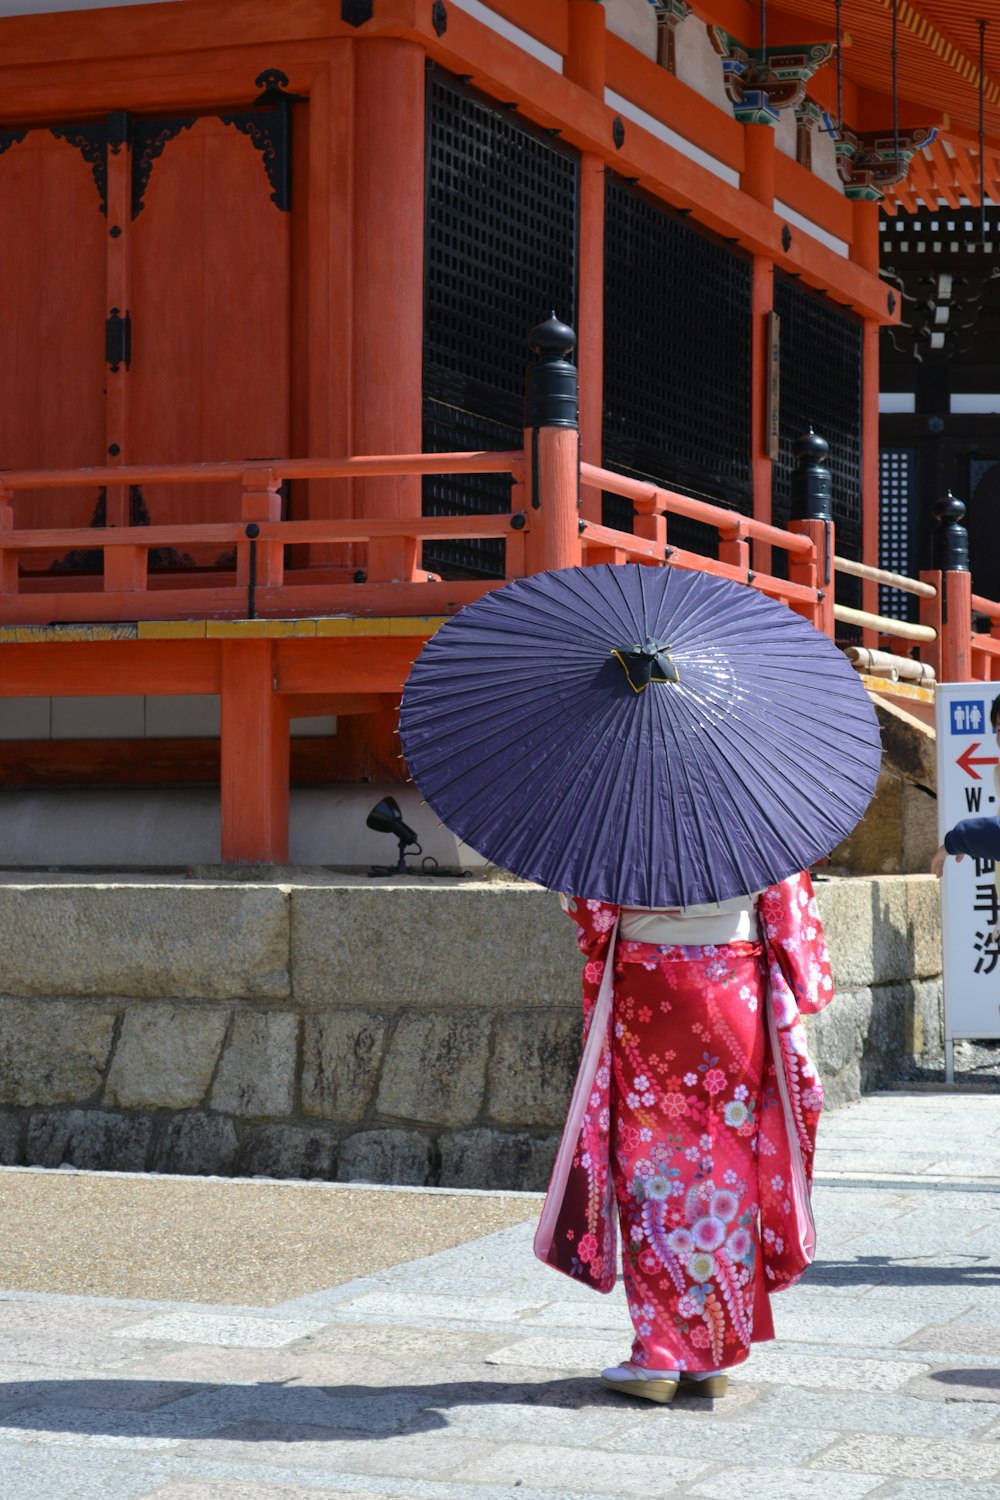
[0,484,16,597]
[523,315,583,575]
[718,521,751,580]
[932,491,972,682]
[787,429,835,636]
[238,469,283,601]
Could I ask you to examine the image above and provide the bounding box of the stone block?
[0,998,117,1107]
[239,1123,337,1180]
[289,884,580,1010]
[152,1111,239,1175]
[25,1108,153,1171]
[915,976,944,1063]
[902,781,940,874]
[301,1009,388,1122]
[376,1012,491,1126]
[0,1109,22,1164]
[805,992,868,1109]
[814,878,876,990]
[869,876,914,984]
[907,876,943,979]
[875,695,937,791]
[487,1011,582,1127]
[336,1128,430,1185]
[210,1012,298,1118]
[0,884,290,1000]
[103,1005,229,1109]
[861,983,912,1091]
[829,769,903,876]
[439,1128,558,1191]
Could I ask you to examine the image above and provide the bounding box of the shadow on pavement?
[808,1255,1000,1286]
[0,1375,679,1440]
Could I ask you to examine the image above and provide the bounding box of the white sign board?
[935,683,1000,1079]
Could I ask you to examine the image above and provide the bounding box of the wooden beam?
[0,640,221,696]
[275,637,417,695]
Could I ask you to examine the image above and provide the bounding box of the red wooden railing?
[1,443,998,682]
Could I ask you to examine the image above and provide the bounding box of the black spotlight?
[366,796,423,876]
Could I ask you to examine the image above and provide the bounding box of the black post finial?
[524,314,578,429]
[789,427,832,521]
[932,491,970,572]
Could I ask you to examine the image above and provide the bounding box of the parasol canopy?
[399,564,881,908]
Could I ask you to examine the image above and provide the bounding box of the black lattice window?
[423,70,579,577]
[772,275,863,559]
[602,176,753,556]
[879,448,918,621]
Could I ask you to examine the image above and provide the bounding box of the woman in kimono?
[535,872,834,1404]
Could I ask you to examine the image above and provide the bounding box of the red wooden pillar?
[742,126,776,579]
[220,639,289,864]
[928,492,972,683]
[853,200,882,649]
[352,39,424,583]
[565,3,606,532]
[523,316,582,575]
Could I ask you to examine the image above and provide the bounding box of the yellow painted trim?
[388,616,449,636]
[0,623,139,642]
[858,673,936,705]
[137,620,207,639]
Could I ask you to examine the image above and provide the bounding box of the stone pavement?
[2,1091,1000,1500]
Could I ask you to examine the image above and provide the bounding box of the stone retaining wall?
[0,874,944,1190]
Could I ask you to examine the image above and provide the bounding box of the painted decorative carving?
[651,0,691,27]
[830,124,938,201]
[709,27,834,126]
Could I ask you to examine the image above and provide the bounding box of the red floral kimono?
[534,872,833,1373]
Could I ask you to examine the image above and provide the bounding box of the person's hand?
[931,844,963,878]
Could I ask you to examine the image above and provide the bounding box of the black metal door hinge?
[106,308,132,372]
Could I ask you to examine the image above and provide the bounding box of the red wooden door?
[0,128,107,555]
[128,112,291,564]
[0,83,295,582]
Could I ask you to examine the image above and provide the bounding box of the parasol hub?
[612,638,680,693]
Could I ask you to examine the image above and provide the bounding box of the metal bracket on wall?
[105,308,132,372]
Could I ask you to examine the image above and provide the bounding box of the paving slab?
[0,1093,998,1498]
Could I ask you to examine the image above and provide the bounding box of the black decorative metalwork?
[106,111,129,153]
[221,71,304,212]
[781,223,792,251]
[105,308,132,372]
[932,491,970,573]
[771,271,862,558]
[131,117,196,217]
[423,71,578,576]
[0,128,26,158]
[525,315,578,429]
[50,121,108,214]
[612,116,625,149]
[47,490,105,575]
[342,0,373,23]
[432,0,448,34]
[602,175,753,554]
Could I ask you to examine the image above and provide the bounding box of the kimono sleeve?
[559,894,621,958]
[757,871,834,1016]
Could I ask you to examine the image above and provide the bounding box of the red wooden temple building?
[1,0,999,867]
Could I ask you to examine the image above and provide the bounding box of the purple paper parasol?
[399,564,881,908]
